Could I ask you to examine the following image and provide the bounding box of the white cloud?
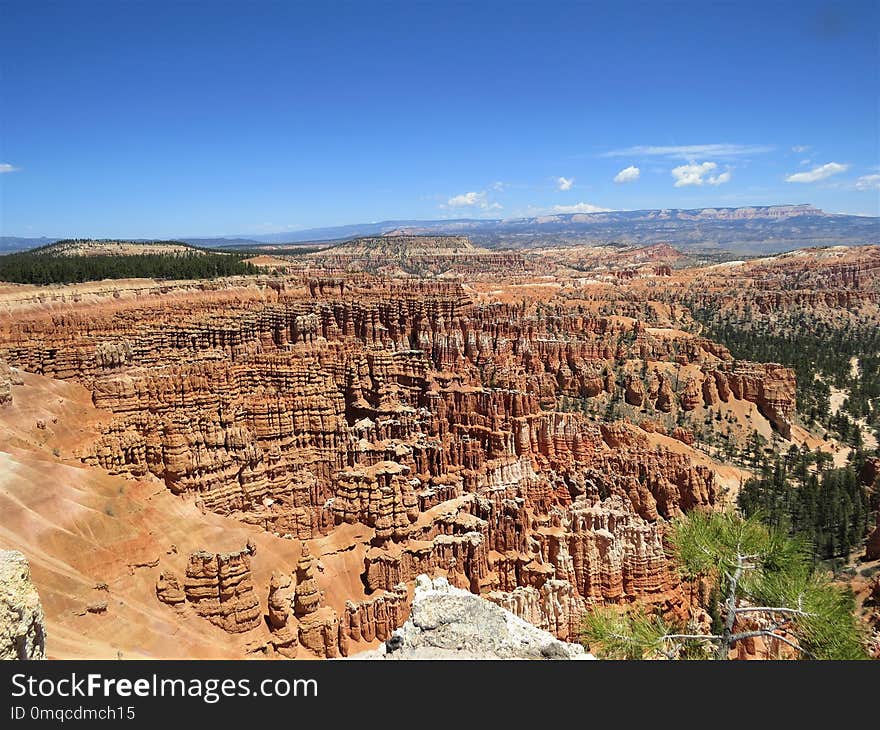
[0,163,20,174]
[613,165,640,183]
[491,181,506,192]
[445,191,502,210]
[447,191,484,207]
[602,143,772,159]
[671,161,731,187]
[854,174,880,191]
[785,162,849,183]
[556,176,574,191]
[792,145,811,153]
[800,159,812,166]
[551,202,612,214]
[447,192,478,207]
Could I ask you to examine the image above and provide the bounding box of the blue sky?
[1,0,878,238]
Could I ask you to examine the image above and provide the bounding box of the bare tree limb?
[727,625,816,659]
[730,628,780,642]
[717,552,744,660]
[762,632,816,660]
[661,633,724,643]
[733,606,814,618]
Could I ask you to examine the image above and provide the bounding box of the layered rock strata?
[182,545,262,633]
[0,275,794,653]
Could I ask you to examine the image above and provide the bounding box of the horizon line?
[5,202,874,241]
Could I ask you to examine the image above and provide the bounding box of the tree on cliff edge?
[579,512,867,660]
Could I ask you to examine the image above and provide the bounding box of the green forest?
[0,241,258,284]
[690,306,880,439]
[738,446,872,561]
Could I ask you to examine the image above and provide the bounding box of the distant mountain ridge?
[226,204,843,243]
[3,204,877,255]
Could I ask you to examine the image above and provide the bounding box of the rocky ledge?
[0,550,46,660]
[352,575,592,660]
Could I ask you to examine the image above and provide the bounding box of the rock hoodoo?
[4,242,871,659]
[183,547,262,633]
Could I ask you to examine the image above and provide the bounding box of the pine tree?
[580,512,867,660]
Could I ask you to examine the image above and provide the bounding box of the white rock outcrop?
[1,550,47,660]
[353,574,594,660]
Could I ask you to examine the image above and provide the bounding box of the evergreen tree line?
[738,445,871,560]
[0,249,258,284]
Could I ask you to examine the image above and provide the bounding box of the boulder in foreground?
[352,575,593,660]
[0,550,47,660]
